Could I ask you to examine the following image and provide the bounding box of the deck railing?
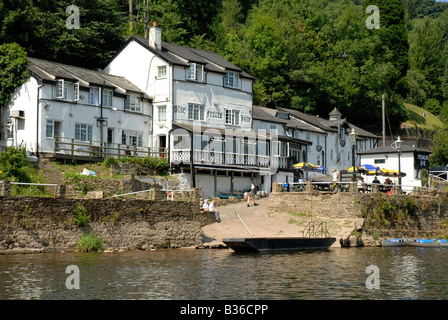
[53,137,167,159]
[172,149,293,169]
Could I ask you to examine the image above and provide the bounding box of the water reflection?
[1,247,448,299]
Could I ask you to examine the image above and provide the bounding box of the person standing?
[247,181,257,207]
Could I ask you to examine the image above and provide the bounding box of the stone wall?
[268,190,448,247]
[0,197,215,254]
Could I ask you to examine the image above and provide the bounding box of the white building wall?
[3,76,152,155]
[360,152,421,192]
[2,77,39,152]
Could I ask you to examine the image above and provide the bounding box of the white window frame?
[122,130,143,147]
[57,79,65,99]
[158,65,167,79]
[188,104,205,121]
[75,123,93,141]
[6,120,14,140]
[187,63,197,80]
[74,83,79,101]
[158,105,167,122]
[225,109,240,126]
[88,88,95,105]
[224,72,239,88]
[102,89,113,107]
[46,120,54,139]
[125,95,142,112]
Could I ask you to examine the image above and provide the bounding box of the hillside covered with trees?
[1,0,448,164]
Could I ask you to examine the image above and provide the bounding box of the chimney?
[149,21,161,51]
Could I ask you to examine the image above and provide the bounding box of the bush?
[73,203,91,226]
[75,233,105,252]
[103,157,118,168]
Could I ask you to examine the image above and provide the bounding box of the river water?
[1,247,448,300]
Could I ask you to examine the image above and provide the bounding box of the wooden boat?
[223,237,336,253]
[223,213,336,253]
[438,239,448,247]
[381,238,407,247]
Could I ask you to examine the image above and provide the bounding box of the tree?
[429,127,448,167]
[0,43,29,108]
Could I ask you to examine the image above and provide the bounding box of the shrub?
[103,157,118,168]
[73,203,91,226]
[75,233,105,252]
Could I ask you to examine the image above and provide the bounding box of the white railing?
[53,136,167,159]
[172,150,290,169]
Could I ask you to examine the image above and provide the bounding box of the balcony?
[172,149,293,170]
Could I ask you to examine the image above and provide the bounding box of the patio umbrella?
[361,164,381,175]
[293,162,319,170]
[381,169,406,177]
[345,166,369,174]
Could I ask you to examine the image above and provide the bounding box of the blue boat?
[408,239,439,247]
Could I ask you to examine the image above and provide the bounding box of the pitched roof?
[132,36,254,80]
[277,107,380,138]
[27,57,148,97]
[253,106,325,134]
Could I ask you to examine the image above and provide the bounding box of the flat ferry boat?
[223,237,336,253]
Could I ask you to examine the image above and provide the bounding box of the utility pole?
[382,94,386,146]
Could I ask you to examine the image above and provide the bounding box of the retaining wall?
[0,197,215,254]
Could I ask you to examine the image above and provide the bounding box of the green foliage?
[73,203,91,226]
[423,98,441,115]
[75,233,105,252]
[0,42,29,107]
[429,127,448,166]
[103,157,118,168]
[119,156,169,173]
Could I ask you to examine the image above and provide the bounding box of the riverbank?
[200,196,357,248]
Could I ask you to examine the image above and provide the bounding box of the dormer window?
[56,79,67,99]
[224,72,239,88]
[186,63,204,82]
[276,111,289,120]
[102,89,113,107]
[125,94,142,112]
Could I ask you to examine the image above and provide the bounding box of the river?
[1,247,448,300]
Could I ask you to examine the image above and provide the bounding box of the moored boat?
[381,238,407,247]
[223,237,336,253]
[407,239,439,247]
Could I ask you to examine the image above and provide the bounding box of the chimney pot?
[149,22,161,51]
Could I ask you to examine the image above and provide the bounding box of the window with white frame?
[158,105,167,122]
[188,104,205,121]
[56,79,68,100]
[225,109,240,126]
[121,130,143,147]
[125,95,142,112]
[102,89,113,107]
[75,123,92,141]
[158,65,167,79]
[186,63,203,82]
[46,120,54,138]
[6,120,13,139]
[224,72,239,88]
[74,83,79,101]
[187,63,196,80]
[88,88,97,105]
